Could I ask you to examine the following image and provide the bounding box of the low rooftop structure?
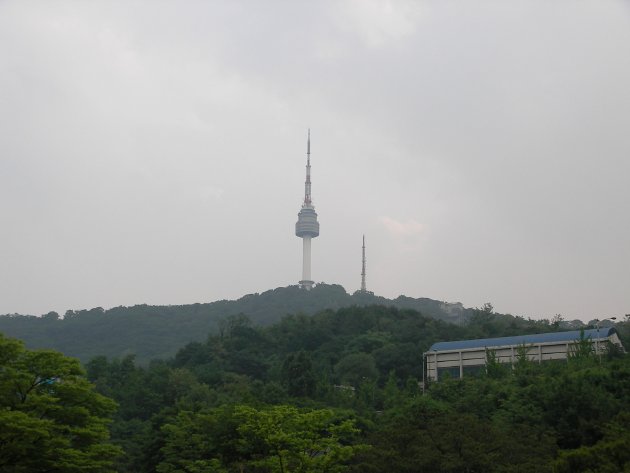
[424,328,624,382]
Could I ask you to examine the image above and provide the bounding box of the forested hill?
[0,284,475,363]
[5,305,629,472]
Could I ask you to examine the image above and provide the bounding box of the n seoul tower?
[295,130,319,290]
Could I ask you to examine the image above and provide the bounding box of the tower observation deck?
[295,130,319,289]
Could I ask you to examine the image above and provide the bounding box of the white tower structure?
[361,235,367,292]
[295,130,319,290]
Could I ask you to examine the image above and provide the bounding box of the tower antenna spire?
[304,129,311,206]
[361,235,367,292]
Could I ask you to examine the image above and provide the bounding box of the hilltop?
[0,284,475,363]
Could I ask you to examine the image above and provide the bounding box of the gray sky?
[1,1,629,321]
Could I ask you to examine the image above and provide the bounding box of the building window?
[437,367,460,379]
[462,365,485,377]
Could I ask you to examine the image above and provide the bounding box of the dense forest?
[2,303,629,472]
[0,284,479,363]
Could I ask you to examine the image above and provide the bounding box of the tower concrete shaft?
[302,237,312,283]
[295,130,319,290]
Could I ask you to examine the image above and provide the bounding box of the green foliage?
[352,394,556,473]
[0,334,121,472]
[512,343,535,378]
[155,405,363,473]
[0,284,474,363]
[553,413,630,473]
[156,407,240,473]
[282,351,316,397]
[382,371,402,410]
[569,329,595,361]
[235,405,362,473]
[485,348,509,379]
[5,302,628,473]
[334,352,378,387]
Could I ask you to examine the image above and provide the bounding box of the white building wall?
[424,333,624,382]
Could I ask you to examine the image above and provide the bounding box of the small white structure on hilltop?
[295,130,319,290]
[424,328,625,382]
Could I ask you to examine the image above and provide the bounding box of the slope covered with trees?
[0,284,476,363]
[71,305,630,473]
[3,302,628,472]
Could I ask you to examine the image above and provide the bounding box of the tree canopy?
[0,284,474,363]
[0,334,121,472]
[3,303,630,472]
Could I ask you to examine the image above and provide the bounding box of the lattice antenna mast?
[361,235,367,292]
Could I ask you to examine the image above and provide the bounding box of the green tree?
[334,353,378,387]
[382,371,402,410]
[157,405,363,473]
[485,348,509,379]
[553,412,630,473]
[569,329,595,361]
[512,343,535,377]
[157,407,239,473]
[235,405,362,473]
[282,351,316,398]
[352,395,555,473]
[0,334,121,472]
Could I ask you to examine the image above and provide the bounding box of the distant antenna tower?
[361,235,367,292]
[295,130,319,290]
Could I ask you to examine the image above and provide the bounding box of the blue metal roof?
[428,328,616,352]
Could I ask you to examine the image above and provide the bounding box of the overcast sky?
[1,1,629,321]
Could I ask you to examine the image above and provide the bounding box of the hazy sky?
[1,1,629,321]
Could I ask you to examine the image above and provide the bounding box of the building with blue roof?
[424,327,624,382]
